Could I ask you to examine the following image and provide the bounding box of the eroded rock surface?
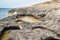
[0,0,60,40]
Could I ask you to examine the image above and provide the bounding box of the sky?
[0,0,50,8]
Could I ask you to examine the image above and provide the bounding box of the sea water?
[0,8,12,19]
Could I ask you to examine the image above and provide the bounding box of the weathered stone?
[1,0,60,40]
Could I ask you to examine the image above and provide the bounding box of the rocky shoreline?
[0,0,60,40]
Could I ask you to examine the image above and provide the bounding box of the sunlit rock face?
[18,16,40,23]
[13,12,17,14]
[52,0,60,2]
[1,0,60,40]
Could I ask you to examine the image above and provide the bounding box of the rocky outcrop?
[0,15,19,27]
[1,0,60,40]
[52,0,60,2]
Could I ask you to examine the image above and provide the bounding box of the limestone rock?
[1,0,60,40]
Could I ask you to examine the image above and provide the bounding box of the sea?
[0,8,12,19]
